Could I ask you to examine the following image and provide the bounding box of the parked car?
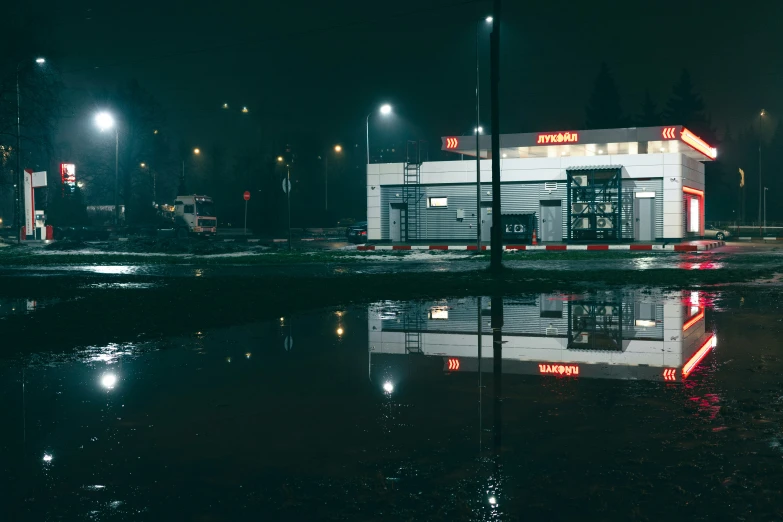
[704,224,731,240]
[346,221,367,243]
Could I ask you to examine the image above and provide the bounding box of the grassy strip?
[0,249,692,266]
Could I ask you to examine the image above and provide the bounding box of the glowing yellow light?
[337,327,344,336]
[222,103,229,109]
[193,148,200,155]
[140,162,146,168]
[241,106,249,113]
[334,145,342,152]
[277,156,284,162]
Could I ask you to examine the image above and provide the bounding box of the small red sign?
[447,358,460,371]
[243,191,251,201]
[661,126,677,139]
[445,137,459,149]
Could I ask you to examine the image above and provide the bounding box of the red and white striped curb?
[356,241,724,252]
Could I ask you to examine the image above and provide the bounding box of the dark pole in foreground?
[287,164,292,251]
[114,128,119,225]
[15,64,22,243]
[476,21,482,253]
[489,0,502,272]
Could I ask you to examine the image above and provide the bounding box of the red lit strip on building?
[682,309,704,332]
[682,335,716,379]
[682,186,704,197]
[680,128,717,159]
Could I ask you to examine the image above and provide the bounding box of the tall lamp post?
[95,112,120,225]
[366,104,392,165]
[764,187,768,235]
[476,16,493,252]
[758,109,765,225]
[180,148,201,195]
[14,57,46,242]
[324,144,342,213]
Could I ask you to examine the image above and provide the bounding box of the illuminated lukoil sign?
[536,131,579,145]
[538,363,579,376]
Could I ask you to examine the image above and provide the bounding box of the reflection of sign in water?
[61,163,76,192]
[538,363,579,376]
[284,335,293,351]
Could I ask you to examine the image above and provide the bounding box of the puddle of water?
[2,288,783,520]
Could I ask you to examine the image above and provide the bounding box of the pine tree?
[585,62,625,129]
[665,70,713,138]
[635,91,660,127]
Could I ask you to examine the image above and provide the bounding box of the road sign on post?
[243,191,251,235]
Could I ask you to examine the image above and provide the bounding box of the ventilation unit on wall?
[573,305,589,317]
[596,217,613,229]
[573,217,591,229]
[544,182,558,192]
[572,203,590,214]
[573,333,590,344]
[572,175,588,186]
[594,306,616,316]
[597,203,614,213]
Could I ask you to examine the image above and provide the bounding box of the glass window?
[688,198,700,233]
[428,197,447,208]
[197,201,215,216]
[184,204,195,214]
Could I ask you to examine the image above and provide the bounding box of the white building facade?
[367,126,715,243]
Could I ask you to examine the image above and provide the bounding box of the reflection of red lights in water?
[682,335,716,379]
[538,363,579,376]
[683,309,705,331]
[677,262,722,270]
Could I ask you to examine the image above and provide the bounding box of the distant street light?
[180,148,201,194]
[366,104,393,165]
[383,381,394,394]
[758,109,766,224]
[15,57,47,242]
[95,111,120,225]
[222,103,229,109]
[277,156,284,162]
[241,106,249,113]
[324,144,342,212]
[474,126,484,134]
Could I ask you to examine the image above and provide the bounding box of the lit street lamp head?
[95,111,115,131]
[241,106,249,113]
[334,145,342,153]
[277,156,284,162]
[222,103,229,109]
[485,16,493,23]
[35,57,46,64]
[193,148,200,155]
[380,104,392,115]
[140,162,146,168]
[475,126,484,134]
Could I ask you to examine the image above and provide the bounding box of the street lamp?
[475,15,493,252]
[14,57,47,242]
[758,109,766,225]
[764,186,768,235]
[324,144,342,212]
[95,111,120,225]
[366,104,393,165]
[277,156,284,162]
[180,148,201,195]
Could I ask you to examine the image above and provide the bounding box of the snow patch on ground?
[24,248,270,258]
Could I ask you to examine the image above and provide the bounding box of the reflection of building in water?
[369,291,715,383]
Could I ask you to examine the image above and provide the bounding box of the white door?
[480,204,492,242]
[540,202,562,242]
[634,195,655,241]
[390,206,401,242]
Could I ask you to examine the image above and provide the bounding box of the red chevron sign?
[445,137,459,149]
[661,127,677,139]
[662,368,676,381]
[447,358,460,371]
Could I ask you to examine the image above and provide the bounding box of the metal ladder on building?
[402,140,427,242]
[403,302,423,354]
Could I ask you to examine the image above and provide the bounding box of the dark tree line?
[585,63,779,222]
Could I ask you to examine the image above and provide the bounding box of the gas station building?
[366,126,716,243]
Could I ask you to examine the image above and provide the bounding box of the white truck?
[162,195,217,237]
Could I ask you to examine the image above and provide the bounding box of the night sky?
[22,0,781,146]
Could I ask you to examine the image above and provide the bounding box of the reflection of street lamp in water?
[383,381,394,394]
